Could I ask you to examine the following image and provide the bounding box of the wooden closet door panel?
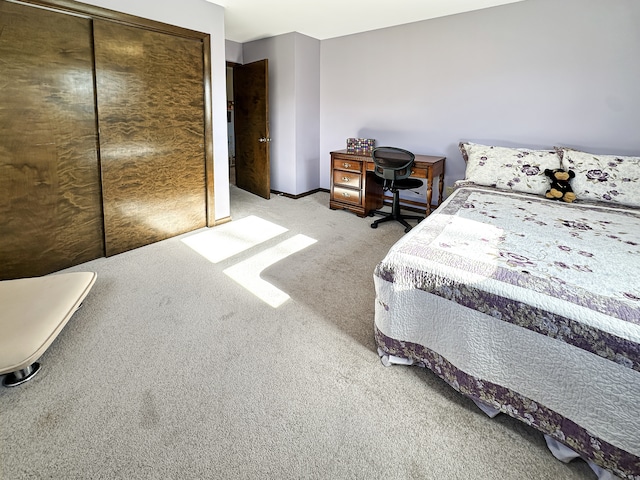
[93,21,207,257]
[0,1,104,280]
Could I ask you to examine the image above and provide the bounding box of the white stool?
[0,272,96,387]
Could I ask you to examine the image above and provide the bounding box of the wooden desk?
[329,149,446,217]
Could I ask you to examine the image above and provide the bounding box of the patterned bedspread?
[373,186,640,479]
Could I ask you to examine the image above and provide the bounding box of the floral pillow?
[460,142,562,195]
[558,148,640,208]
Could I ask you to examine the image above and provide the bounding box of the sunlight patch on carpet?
[223,234,317,308]
[181,215,287,263]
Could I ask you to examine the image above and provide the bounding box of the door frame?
[14,0,216,227]
[226,61,241,183]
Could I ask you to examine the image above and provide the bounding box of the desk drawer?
[332,186,361,206]
[332,157,362,173]
[408,167,427,179]
[333,170,361,189]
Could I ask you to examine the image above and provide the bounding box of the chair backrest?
[372,146,415,183]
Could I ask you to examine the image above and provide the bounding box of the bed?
[373,143,640,479]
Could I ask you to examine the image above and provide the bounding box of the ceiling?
[207,0,525,43]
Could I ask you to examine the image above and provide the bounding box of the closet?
[0,0,213,280]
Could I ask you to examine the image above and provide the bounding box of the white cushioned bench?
[0,272,97,387]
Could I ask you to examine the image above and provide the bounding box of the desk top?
[331,149,445,166]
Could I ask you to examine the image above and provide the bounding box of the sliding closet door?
[0,1,104,280]
[93,20,207,256]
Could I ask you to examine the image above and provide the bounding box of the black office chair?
[370,146,424,233]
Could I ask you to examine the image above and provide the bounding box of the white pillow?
[558,148,640,208]
[460,142,561,195]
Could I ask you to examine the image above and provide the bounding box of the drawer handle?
[342,192,351,198]
[343,163,351,168]
[342,176,350,182]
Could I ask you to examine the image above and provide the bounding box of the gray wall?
[244,33,321,195]
[319,0,640,191]
[244,34,297,194]
[294,34,321,194]
[225,40,243,64]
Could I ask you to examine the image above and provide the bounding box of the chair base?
[370,192,424,233]
[2,362,41,387]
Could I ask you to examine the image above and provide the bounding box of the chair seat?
[0,272,96,379]
[393,177,423,190]
[373,176,423,190]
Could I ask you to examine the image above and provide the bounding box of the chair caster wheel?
[371,224,378,229]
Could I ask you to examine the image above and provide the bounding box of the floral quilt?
[374,186,640,479]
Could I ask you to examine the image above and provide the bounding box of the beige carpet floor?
[0,185,595,479]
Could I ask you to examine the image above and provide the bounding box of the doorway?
[226,59,271,199]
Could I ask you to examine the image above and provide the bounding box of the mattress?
[373,186,640,479]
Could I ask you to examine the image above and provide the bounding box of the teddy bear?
[544,168,576,203]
